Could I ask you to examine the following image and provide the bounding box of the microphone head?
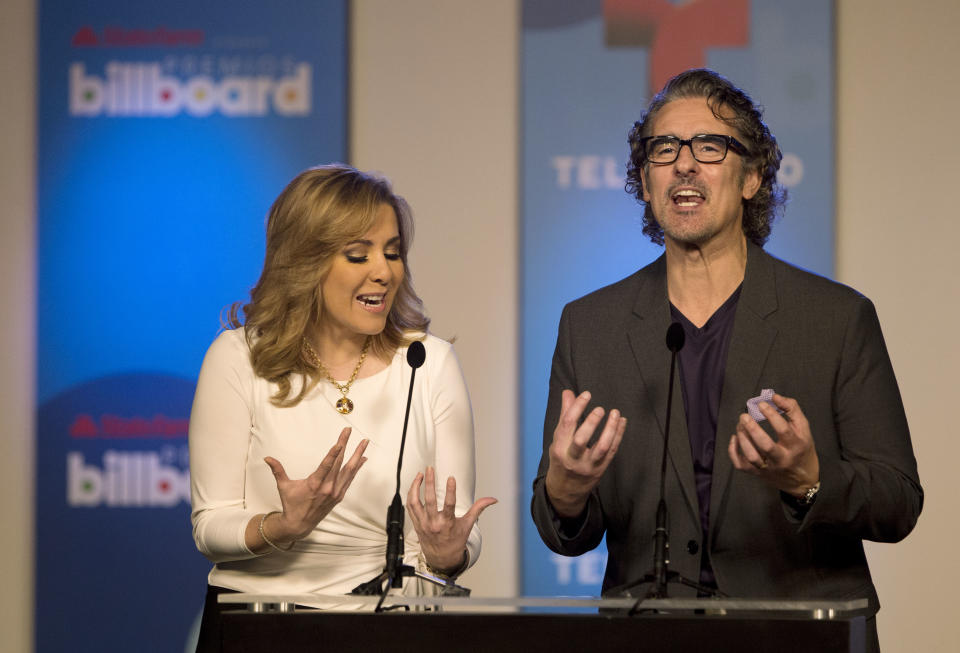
[666,322,685,353]
[406,340,426,369]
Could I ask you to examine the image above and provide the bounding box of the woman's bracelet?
[423,549,469,580]
[258,511,295,553]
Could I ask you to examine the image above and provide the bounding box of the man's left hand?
[728,393,820,497]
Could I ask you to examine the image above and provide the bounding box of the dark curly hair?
[625,69,786,246]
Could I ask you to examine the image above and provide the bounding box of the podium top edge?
[217,594,869,614]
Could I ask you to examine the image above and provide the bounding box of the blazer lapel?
[626,254,700,527]
[709,243,779,541]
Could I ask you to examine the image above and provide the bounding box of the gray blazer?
[531,242,922,613]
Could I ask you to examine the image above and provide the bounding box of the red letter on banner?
[604,0,750,95]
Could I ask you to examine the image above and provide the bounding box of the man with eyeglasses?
[531,69,921,651]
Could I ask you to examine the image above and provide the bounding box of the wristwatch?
[795,481,821,506]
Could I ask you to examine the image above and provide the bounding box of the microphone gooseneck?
[383,340,427,598]
[354,339,467,603]
[626,321,725,610]
[396,340,426,492]
[652,322,685,598]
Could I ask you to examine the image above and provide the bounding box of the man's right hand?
[544,390,626,518]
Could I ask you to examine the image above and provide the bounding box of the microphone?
[625,321,724,608]
[651,322,684,598]
[406,339,426,369]
[666,321,685,353]
[353,340,465,603]
[384,341,426,588]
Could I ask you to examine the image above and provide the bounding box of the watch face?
[800,483,820,504]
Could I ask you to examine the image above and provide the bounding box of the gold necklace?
[302,337,370,414]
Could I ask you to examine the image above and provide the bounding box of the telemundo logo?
[67,451,190,507]
[69,61,312,117]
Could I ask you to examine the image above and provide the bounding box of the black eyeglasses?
[640,134,749,164]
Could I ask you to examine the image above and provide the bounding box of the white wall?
[0,1,36,652]
[836,2,960,651]
[350,0,520,597]
[3,1,956,650]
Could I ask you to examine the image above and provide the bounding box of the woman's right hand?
[262,427,369,541]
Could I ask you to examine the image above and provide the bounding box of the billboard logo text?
[69,61,312,117]
[68,450,190,507]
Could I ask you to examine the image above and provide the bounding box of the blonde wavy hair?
[228,164,430,406]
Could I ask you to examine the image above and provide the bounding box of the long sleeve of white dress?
[188,329,482,598]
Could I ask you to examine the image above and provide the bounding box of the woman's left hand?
[406,466,497,573]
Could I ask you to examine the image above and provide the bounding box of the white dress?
[188,329,482,605]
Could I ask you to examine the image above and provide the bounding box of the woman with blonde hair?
[189,164,495,649]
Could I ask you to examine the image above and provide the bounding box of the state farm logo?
[70,413,188,438]
[69,61,312,117]
[71,25,205,48]
[68,451,190,507]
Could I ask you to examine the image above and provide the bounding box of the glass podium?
[217,594,869,652]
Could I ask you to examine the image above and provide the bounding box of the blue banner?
[521,0,834,597]
[36,2,347,650]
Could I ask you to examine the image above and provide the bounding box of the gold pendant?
[335,396,354,414]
